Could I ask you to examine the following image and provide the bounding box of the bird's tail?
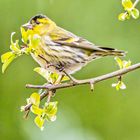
[94,47,126,57]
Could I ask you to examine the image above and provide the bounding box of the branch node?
[90,81,95,92]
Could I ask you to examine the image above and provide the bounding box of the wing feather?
[49,27,106,52]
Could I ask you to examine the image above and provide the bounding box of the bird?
[22,14,125,81]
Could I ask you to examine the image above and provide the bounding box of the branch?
[24,62,140,111]
[26,63,140,89]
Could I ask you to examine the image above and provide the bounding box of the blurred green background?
[1,0,140,140]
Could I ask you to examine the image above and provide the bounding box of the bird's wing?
[49,27,106,52]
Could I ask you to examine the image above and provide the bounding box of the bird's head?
[22,14,56,35]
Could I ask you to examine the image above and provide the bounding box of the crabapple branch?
[24,62,140,111]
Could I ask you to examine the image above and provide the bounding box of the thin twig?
[47,91,53,103]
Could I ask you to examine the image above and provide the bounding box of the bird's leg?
[55,75,64,84]
[46,63,55,68]
[62,70,78,84]
[55,64,78,83]
[45,63,78,84]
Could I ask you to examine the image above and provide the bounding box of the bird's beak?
[22,23,33,30]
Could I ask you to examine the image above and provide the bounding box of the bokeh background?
[1,0,140,140]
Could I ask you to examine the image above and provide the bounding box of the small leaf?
[30,93,40,106]
[116,82,121,91]
[49,115,57,122]
[112,83,117,88]
[118,12,129,21]
[34,67,51,81]
[122,0,133,10]
[34,116,45,130]
[46,115,57,122]
[1,53,16,73]
[1,52,13,63]
[123,60,131,68]
[10,32,20,50]
[44,101,58,116]
[119,81,126,90]
[31,105,43,115]
[115,57,123,69]
[62,76,70,82]
[10,32,16,45]
[26,98,30,104]
[21,27,27,43]
[50,73,59,83]
[10,44,19,53]
[112,81,126,91]
[131,8,139,19]
[20,106,25,112]
[10,32,22,55]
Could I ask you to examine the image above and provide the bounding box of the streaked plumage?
[23,14,125,74]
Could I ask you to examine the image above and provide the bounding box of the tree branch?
[24,62,140,111]
[26,63,140,90]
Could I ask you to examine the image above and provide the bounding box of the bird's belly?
[31,52,87,74]
[31,43,89,74]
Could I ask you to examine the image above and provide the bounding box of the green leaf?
[123,60,131,68]
[50,73,59,83]
[31,105,43,115]
[46,115,57,122]
[115,57,123,69]
[1,53,16,73]
[119,81,126,90]
[118,12,129,21]
[20,106,25,112]
[34,67,51,81]
[10,32,21,53]
[115,57,132,69]
[10,32,16,45]
[34,67,66,84]
[122,0,133,10]
[21,27,27,43]
[131,8,139,19]
[30,92,40,106]
[1,32,22,73]
[1,52,13,63]
[112,81,126,90]
[44,101,58,116]
[34,116,45,130]
[62,76,70,82]
[45,101,58,122]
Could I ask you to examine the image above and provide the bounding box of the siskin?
[22,14,125,76]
